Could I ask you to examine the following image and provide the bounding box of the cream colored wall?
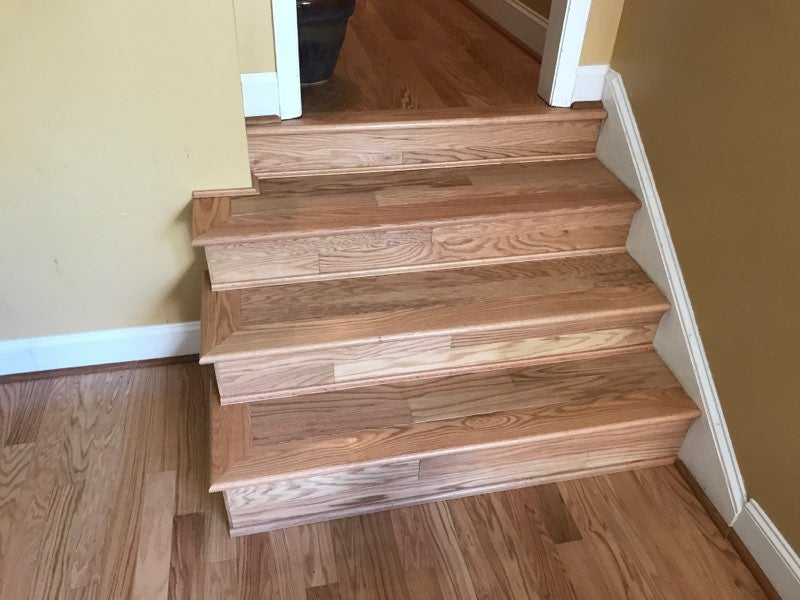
[0,0,251,341]
[613,0,800,551]
[234,0,277,73]
[580,0,625,65]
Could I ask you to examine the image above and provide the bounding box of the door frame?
[538,0,593,107]
[272,0,302,119]
[269,0,594,116]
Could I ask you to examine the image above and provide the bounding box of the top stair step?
[246,105,607,178]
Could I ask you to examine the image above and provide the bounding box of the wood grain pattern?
[193,159,640,290]
[201,253,669,401]
[214,387,697,491]
[300,0,544,113]
[248,115,601,178]
[0,363,769,599]
[201,252,668,366]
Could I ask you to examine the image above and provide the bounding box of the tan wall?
[234,0,277,73]
[0,0,251,341]
[580,0,624,65]
[613,1,800,550]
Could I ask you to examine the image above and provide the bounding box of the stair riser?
[204,208,634,290]
[221,419,691,535]
[214,321,660,404]
[248,119,601,178]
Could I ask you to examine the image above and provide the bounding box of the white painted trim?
[538,0,592,107]
[596,69,747,524]
[462,0,548,56]
[240,72,280,118]
[271,0,302,119]
[573,64,608,102]
[733,500,800,598]
[0,322,200,376]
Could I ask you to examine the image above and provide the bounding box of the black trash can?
[297,0,356,85]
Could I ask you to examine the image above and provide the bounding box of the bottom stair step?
[209,350,700,535]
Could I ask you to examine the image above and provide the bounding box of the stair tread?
[193,159,638,246]
[246,104,607,135]
[209,350,699,490]
[200,253,670,363]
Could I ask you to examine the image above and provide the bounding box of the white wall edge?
[272,0,302,119]
[573,64,609,102]
[733,500,800,598]
[538,0,592,107]
[240,72,280,118]
[596,69,747,524]
[463,0,548,57]
[0,322,200,376]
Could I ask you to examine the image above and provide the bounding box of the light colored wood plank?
[333,325,656,382]
[226,461,421,528]
[131,470,177,600]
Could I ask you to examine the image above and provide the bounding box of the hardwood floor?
[0,362,768,599]
[301,0,544,113]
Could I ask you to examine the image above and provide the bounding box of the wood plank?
[168,512,205,600]
[212,387,698,490]
[131,470,177,600]
[248,119,600,178]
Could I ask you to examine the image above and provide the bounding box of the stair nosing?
[246,106,607,136]
[192,195,638,247]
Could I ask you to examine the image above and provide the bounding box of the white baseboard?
[733,500,800,598]
[596,69,747,524]
[0,322,200,376]
[240,72,280,118]
[463,0,548,56]
[573,64,609,102]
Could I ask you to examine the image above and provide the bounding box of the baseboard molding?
[0,322,201,376]
[573,64,609,102]
[240,72,280,118]
[596,69,747,525]
[462,0,548,57]
[733,501,800,599]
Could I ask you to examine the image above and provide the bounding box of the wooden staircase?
[193,105,700,536]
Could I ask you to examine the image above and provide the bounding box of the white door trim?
[538,0,592,107]
[272,0,302,119]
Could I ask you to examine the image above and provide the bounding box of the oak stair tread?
[246,104,607,135]
[193,159,638,246]
[208,349,700,491]
[200,252,670,363]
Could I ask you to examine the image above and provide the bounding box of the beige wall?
[580,0,624,65]
[613,1,800,551]
[234,0,277,73]
[0,0,251,341]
